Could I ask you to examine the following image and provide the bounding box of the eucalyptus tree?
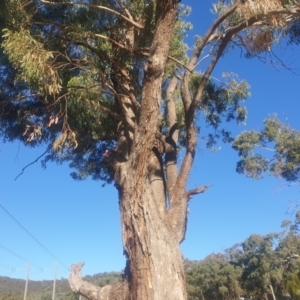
[232,234,282,300]
[185,254,242,300]
[276,213,300,298]
[1,0,300,299]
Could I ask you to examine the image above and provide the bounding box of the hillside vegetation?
[1,213,300,300]
[0,271,122,300]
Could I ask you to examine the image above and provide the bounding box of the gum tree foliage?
[233,117,300,181]
[1,0,300,299]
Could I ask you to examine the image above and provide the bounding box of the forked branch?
[115,0,134,20]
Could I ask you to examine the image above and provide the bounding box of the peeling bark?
[120,178,187,300]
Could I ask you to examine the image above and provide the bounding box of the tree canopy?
[1,0,300,299]
[1,0,299,183]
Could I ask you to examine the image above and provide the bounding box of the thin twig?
[15,146,52,181]
[193,54,210,70]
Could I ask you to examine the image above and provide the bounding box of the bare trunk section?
[120,176,187,300]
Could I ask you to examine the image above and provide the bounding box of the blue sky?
[1,1,300,282]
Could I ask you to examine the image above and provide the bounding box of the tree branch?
[95,34,133,51]
[56,35,114,67]
[194,2,241,61]
[175,30,240,198]
[180,1,240,113]
[165,76,179,196]
[177,4,300,199]
[92,32,190,71]
[93,34,189,70]
[40,0,144,29]
[115,0,133,20]
[166,76,178,142]
[90,99,123,121]
[15,146,52,181]
[170,2,270,241]
[186,185,212,200]
[69,262,129,300]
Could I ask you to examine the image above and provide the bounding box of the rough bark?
[119,176,187,299]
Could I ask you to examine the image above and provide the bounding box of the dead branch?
[187,185,212,200]
[69,262,130,300]
[15,146,52,181]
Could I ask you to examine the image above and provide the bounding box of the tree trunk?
[115,2,188,297]
[68,1,210,299]
[119,177,187,300]
[69,180,189,300]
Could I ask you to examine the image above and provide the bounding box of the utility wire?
[0,262,15,271]
[0,203,69,271]
[0,244,43,271]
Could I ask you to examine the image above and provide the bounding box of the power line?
[0,244,43,271]
[0,262,15,271]
[0,203,69,271]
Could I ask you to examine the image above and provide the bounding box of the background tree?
[1,214,300,299]
[186,213,300,300]
[185,254,242,300]
[1,0,300,299]
[231,233,282,300]
[277,213,300,299]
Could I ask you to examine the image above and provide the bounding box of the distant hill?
[0,271,123,300]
